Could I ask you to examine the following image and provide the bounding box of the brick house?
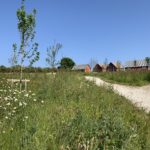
[72,64,91,73]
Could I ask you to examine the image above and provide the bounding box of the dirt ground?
[85,76,150,112]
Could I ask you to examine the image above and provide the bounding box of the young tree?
[13,0,40,90]
[60,57,75,69]
[46,42,62,69]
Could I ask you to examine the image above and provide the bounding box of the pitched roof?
[72,64,90,70]
[101,63,117,69]
[107,62,118,69]
[94,64,103,68]
[125,60,149,68]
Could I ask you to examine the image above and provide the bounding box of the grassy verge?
[89,71,150,86]
[0,72,150,149]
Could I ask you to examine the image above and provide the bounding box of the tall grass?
[91,71,150,86]
[0,72,150,149]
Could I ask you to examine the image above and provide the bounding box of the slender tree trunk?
[20,32,25,91]
[20,64,23,91]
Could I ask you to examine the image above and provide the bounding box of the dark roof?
[93,64,103,68]
[107,62,117,68]
[101,63,124,69]
[72,64,90,70]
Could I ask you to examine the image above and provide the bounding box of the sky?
[0,0,150,67]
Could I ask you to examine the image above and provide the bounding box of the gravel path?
[85,76,150,112]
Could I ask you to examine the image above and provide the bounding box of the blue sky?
[0,0,150,67]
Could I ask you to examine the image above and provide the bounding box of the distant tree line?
[0,65,58,73]
[0,56,76,73]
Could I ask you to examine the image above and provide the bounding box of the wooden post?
[11,79,13,88]
[25,79,27,91]
[7,79,30,91]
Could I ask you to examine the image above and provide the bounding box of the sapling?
[13,0,40,91]
[46,41,62,70]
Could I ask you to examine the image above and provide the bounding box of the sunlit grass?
[0,72,150,149]
[90,71,150,86]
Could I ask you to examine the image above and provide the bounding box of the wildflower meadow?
[0,72,150,149]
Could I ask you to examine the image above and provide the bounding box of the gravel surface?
[85,76,150,112]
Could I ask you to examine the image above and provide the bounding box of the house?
[93,64,103,72]
[101,64,107,72]
[106,62,117,72]
[72,64,91,73]
[114,62,125,71]
[125,60,150,70]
